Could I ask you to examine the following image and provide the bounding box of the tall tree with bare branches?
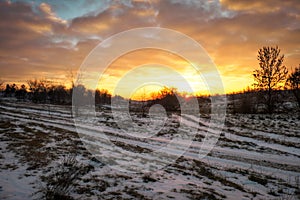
[253,46,288,113]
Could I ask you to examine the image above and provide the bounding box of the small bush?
[33,155,91,200]
[142,174,157,183]
[248,174,268,186]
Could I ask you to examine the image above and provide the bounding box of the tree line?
[0,80,112,106]
[0,45,299,114]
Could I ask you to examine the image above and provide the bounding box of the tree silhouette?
[27,79,50,103]
[15,84,27,100]
[253,46,288,113]
[156,87,180,111]
[48,84,69,104]
[4,83,17,97]
[4,84,11,96]
[95,89,111,105]
[287,65,300,109]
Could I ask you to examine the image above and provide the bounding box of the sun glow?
[93,49,217,99]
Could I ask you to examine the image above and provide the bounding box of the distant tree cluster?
[95,89,111,105]
[146,86,181,112]
[128,86,185,114]
[0,79,111,106]
[153,87,181,111]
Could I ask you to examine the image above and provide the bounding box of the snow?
[0,100,299,199]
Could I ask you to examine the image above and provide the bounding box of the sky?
[0,0,299,98]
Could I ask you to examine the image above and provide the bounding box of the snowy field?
[0,99,299,200]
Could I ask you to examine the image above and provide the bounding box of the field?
[0,99,299,200]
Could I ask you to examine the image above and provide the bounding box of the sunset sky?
[0,0,299,98]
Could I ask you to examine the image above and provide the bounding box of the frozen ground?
[0,99,299,199]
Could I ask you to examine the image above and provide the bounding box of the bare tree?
[287,65,300,109]
[157,86,180,111]
[27,79,51,103]
[253,46,288,113]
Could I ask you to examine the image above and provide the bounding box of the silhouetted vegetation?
[287,65,300,109]
[1,46,299,115]
[253,46,288,114]
[34,155,92,200]
[4,83,17,97]
[0,79,112,107]
[95,89,111,105]
[228,88,256,114]
[197,96,211,115]
[153,86,181,111]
